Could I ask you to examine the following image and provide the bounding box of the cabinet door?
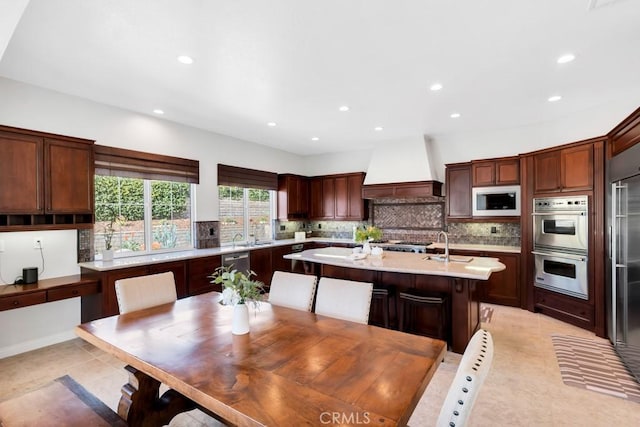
[188,255,221,295]
[294,177,309,215]
[482,253,520,306]
[472,162,495,187]
[334,176,349,218]
[561,145,593,192]
[309,177,324,219]
[250,247,273,289]
[149,261,188,299]
[44,138,94,213]
[347,173,366,220]
[495,159,520,185]
[533,151,561,193]
[322,177,335,219]
[446,165,472,218]
[0,130,43,213]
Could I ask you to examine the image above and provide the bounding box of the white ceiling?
[1,0,640,156]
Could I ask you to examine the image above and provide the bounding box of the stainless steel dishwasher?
[222,251,250,273]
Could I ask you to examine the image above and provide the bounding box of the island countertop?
[284,247,505,280]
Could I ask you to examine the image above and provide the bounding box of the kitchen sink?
[427,255,473,263]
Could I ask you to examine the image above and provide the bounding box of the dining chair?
[315,277,373,324]
[267,271,318,311]
[115,271,177,314]
[436,329,494,427]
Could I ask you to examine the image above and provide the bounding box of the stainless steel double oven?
[532,195,589,300]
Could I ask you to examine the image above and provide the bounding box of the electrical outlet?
[33,237,43,249]
[0,239,5,252]
[490,226,497,234]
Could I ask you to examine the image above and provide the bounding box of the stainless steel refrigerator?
[608,142,640,382]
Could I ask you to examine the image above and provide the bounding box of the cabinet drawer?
[534,289,594,328]
[48,282,100,302]
[0,291,47,311]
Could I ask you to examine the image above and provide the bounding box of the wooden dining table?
[75,292,447,427]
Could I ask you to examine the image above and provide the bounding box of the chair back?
[315,277,373,324]
[436,329,494,427]
[115,271,177,314]
[268,271,317,311]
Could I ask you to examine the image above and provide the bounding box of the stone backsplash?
[193,221,220,249]
[275,196,520,247]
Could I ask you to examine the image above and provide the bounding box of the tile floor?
[1,304,640,426]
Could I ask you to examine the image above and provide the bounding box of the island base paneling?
[316,264,480,353]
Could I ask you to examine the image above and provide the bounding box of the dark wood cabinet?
[0,125,94,230]
[277,174,309,220]
[533,143,593,194]
[187,256,221,295]
[0,129,42,213]
[472,157,519,187]
[445,163,472,219]
[608,105,640,157]
[81,265,150,318]
[448,249,521,307]
[44,138,94,214]
[250,247,273,289]
[149,261,188,298]
[309,172,367,221]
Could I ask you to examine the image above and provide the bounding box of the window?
[218,186,274,245]
[94,176,193,256]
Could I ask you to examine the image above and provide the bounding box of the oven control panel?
[534,195,588,212]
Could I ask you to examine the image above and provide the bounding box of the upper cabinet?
[608,105,640,157]
[0,125,94,230]
[445,162,472,219]
[310,172,367,221]
[472,157,519,187]
[533,144,593,194]
[277,174,309,220]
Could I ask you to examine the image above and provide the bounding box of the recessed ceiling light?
[450,113,461,118]
[267,122,277,127]
[177,55,194,64]
[548,95,562,102]
[153,109,164,115]
[311,137,319,141]
[430,83,443,91]
[338,105,350,112]
[374,126,383,131]
[557,54,575,64]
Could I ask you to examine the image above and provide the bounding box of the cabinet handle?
[13,300,19,306]
[72,290,79,295]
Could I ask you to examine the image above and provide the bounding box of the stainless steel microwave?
[472,185,521,216]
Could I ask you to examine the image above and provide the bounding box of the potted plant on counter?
[355,225,383,254]
[210,265,265,335]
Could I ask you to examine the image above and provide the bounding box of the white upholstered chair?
[314,277,373,324]
[267,271,318,311]
[114,271,178,314]
[436,329,494,427]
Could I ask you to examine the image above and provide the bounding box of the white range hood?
[364,135,438,185]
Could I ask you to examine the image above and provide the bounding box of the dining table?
[75,291,447,426]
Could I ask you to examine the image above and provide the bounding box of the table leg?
[118,365,196,427]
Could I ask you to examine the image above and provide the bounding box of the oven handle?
[531,211,586,216]
[531,250,587,262]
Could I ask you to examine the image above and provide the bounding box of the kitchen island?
[285,247,505,353]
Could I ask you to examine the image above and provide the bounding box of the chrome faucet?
[436,231,450,262]
[232,233,243,248]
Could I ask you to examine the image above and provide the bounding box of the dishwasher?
[222,251,251,273]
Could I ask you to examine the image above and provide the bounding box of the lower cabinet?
[449,250,521,307]
[150,261,188,298]
[187,256,222,295]
[81,265,151,318]
[250,247,273,289]
[534,287,594,330]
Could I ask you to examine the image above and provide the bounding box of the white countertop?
[284,247,506,280]
[428,242,521,254]
[78,237,519,272]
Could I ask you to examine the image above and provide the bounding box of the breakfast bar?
[285,247,506,353]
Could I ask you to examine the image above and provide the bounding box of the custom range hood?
[362,135,443,198]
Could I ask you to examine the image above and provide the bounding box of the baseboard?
[0,329,77,359]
